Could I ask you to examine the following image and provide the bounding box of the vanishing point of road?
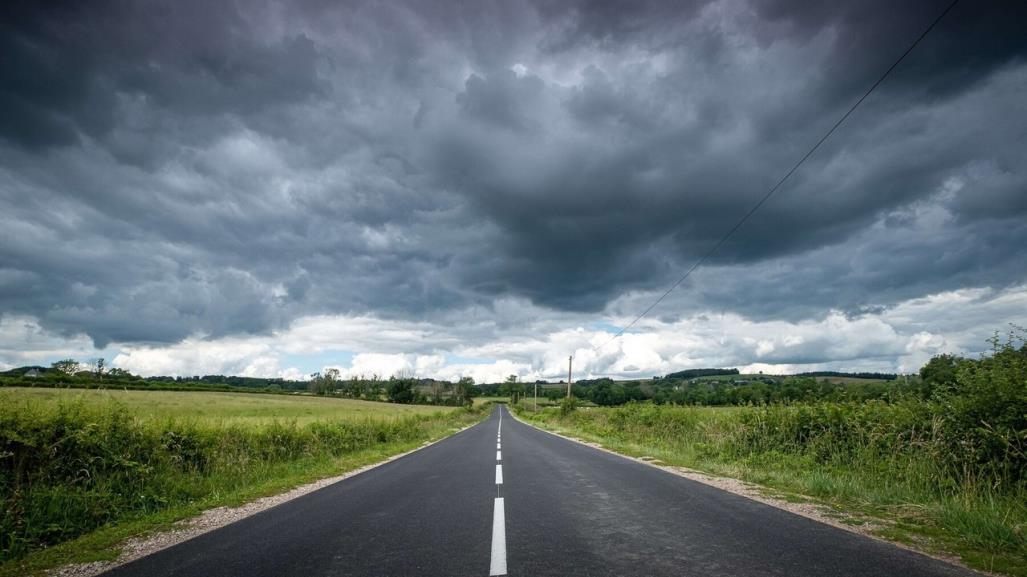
[102,405,981,577]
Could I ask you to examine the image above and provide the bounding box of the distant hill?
[663,368,739,379]
[0,365,52,377]
[794,371,897,381]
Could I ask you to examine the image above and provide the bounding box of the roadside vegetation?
[0,389,488,574]
[515,332,1027,576]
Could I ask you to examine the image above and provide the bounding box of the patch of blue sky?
[280,350,354,375]
[586,321,622,334]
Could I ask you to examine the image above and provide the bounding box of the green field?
[0,388,485,575]
[2,387,456,425]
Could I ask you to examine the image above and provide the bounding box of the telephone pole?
[566,355,573,398]
[534,381,538,411]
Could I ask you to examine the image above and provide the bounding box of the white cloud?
[3,284,1025,381]
[112,337,302,379]
[0,315,110,366]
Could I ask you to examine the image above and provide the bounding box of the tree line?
[305,369,477,406]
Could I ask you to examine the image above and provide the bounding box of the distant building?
[24,368,41,378]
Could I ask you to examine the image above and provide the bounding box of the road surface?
[102,405,980,577]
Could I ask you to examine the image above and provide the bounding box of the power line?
[591,0,960,354]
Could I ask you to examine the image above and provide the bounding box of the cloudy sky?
[1,0,1025,382]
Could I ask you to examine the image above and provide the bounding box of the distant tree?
[108,368,131,378]
[501,375,525,402]
[429,379,441,404]
[92,358,106,381]
[308,368,340,396]
[589,381,627,406]
[368,374,384,400]
[387,378,416,404]
[455,376,475,406]
[51,359,80,374]
[544,388,564,401]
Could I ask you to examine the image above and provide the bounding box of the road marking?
[497,442,501,449]
[495,464,503,484]
[496,450,502,461]
[490,498,507,576]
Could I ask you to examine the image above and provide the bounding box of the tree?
[455,377,475,406]
[51,359,80,374]
[387,378,417,404]
[308,368,340,396]
[589,381,627,406]
[93,358,106,381]
[919,353,962,397]
[501,374,525,403]
[368,375,384,400]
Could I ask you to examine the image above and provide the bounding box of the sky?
[1,0,1025,382]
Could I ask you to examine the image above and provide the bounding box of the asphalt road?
[102,405,981,577]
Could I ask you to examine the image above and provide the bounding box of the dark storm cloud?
[0,0,1025,348]
[0,1,325,150]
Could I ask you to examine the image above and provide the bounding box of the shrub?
[941,333,1027,486]
[559,396,579,416]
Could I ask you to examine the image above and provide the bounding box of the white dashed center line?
[488,408,508,576]
[489,498,507,576]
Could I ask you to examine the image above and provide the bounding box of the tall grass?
[0,398,484,562]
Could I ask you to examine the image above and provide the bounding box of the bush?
[559,396,579,416]
[941,333,1027,486]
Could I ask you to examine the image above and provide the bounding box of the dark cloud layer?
[1,0,1025,348]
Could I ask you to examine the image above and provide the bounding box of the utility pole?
[534,381,538,412]
[566,355,573,398]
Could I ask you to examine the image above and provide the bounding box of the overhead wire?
[588,0,961,355]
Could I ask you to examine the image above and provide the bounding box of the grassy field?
[0,388,486,575]
[3,387,456,425]
[514,402,1026,577]
[473,396,509,406]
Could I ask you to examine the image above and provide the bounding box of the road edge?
[506,406,996,577]
[48,415,490,577]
